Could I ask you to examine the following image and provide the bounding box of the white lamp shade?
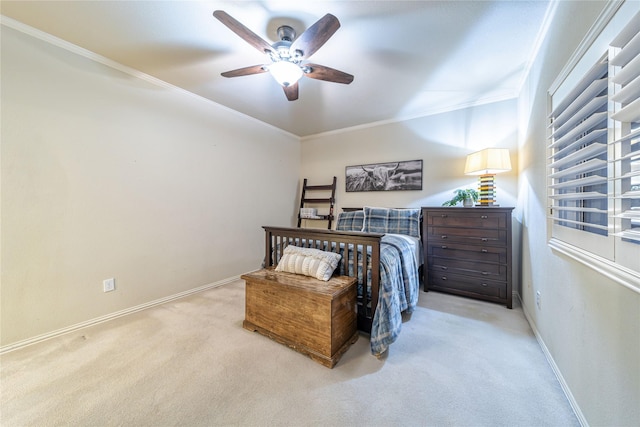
[464,148,512,175]
[268,61,303,87]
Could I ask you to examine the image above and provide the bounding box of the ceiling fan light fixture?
[268,61,304,87]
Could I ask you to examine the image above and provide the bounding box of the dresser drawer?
[428,242,507,264]
[427,271,507,299]
[428,256,507,280]
[427,211,508,229]
[428,226,507,246]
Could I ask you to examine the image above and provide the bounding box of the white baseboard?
[516,292,589,427]
[0,275,241,355]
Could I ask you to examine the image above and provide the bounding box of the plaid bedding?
[337,234,419,355]
[370,234,420,355]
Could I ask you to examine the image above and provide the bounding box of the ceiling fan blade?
[213,10,274,55]
[290,14,340,60]
[304,64,354,84]
[283,83,299,101]
[221,64,268,78]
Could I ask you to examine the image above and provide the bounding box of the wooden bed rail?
[262,226,383,333]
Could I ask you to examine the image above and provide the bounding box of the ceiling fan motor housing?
[276,25,296,42]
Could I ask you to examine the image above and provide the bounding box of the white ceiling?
[1,1,552,138]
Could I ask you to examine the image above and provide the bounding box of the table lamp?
[464,148,512,206]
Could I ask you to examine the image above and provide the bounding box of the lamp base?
[477,174,498,206]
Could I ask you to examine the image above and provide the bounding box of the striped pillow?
[275,246,342,281]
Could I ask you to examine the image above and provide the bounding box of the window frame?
[547,0,640,293]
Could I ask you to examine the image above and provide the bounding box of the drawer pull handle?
[481,215,488,219]
[441,276,448,280]
[481,283,488,287]
[482,272,489,275]
[441,235,448,239]
[441,266,448,270]
[481,238,488,242]
[441,245,448,249]
[481,249,488,253]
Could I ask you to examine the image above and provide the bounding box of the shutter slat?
[612,53,640,85]
[611,30,640,67]
[619,190,640,199]
[549,129,607,158]
[550,57,607,117]
[610,127,640,146]
[549,158,607,178]
[611,12,640,49]
[550,95,608,139]
[549,111,608,149]
[552,78,607,127]
[611,97,640,122]
[550,175,607,189]
[611,74,640,104]
[549,142,607,168]
[549,216,609,231]
[611,231,640,243]
[551,206,607,214]
[550,191,606,200]
[616,208,640,218]
[614,170,640,181]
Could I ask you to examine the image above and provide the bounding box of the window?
[547,5,640,291]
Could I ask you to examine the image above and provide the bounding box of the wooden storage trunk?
[241,268,358,368]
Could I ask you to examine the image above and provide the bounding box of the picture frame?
[345,159,423,192]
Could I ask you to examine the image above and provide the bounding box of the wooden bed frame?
[262,226,384,333]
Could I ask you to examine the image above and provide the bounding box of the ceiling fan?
[213,10,354,101]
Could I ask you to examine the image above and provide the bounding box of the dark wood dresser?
[422,207,514,308]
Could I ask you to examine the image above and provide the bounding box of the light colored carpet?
[1,280,578,427]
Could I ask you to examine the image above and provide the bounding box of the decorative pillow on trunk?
[275,245,342,281]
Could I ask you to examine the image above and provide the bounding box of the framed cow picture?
[345,159,423,192]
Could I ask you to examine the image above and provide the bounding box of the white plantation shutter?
[548,54,611,254]
[547,5,640,290]
[610,12,640,272]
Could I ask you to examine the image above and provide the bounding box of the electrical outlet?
[103,278,115,293]
[536,290,541,309]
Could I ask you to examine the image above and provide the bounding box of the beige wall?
[1,25,300,347]
[519,1,639,426]
[300,99,519,214]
